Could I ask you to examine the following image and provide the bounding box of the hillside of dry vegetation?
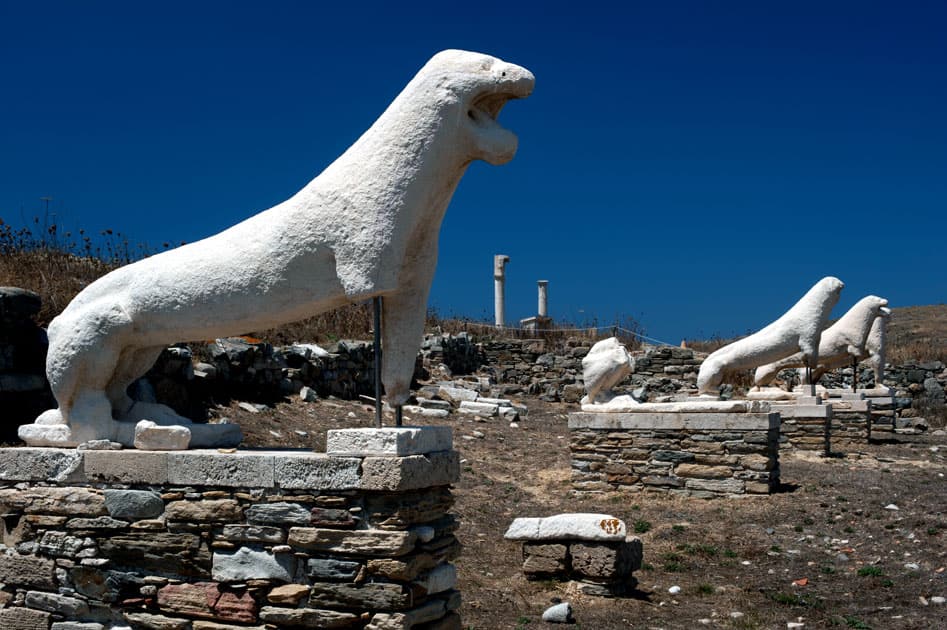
[687,305,947,365]
[0,219,942,359]
[888,305,947,364]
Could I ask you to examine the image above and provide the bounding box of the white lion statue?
[696,276,844,396]
[753,295,888,387]
[21,50,534,448]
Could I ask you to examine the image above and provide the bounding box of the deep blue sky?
[2,1,944,343]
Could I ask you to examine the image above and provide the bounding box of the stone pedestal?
[825,387,897,435]
[0,427,462,630]
[770,399,833,451]
[569,402,780,497]
[828,398,873,442]
[504,514,642,597]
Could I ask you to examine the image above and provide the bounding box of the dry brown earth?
[230,395,947,630]
[888,305,947,364]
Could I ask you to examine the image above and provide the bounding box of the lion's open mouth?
[469,91,525,128]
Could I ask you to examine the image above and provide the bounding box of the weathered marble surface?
[696,277,844,395]
[23,50,534,448]
[504,514,628,542]
[754,295,888,387]
[580,337,635,405]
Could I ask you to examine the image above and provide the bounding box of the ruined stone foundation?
[0,427,460,629]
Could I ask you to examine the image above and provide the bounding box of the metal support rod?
[373,296,383,428]
[851,357,858,393]
[806,359,815,397]
[395,405,403,427]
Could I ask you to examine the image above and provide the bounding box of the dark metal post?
[395,405,403,427]
[851,358,858,393]
[824,414,831,457]
[373,297,383,428]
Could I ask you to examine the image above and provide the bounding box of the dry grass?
[684,336,740,354]
[0,218,159,325]
[3,217,941,364]
[0,249,115,326]
[230,395,947,630]
[687,304,947,366]
[887,304,947,363]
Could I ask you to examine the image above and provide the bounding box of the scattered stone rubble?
[0,287,54,441]
[1,287,943,435]
[504,514,643,597]
[0,427,462,629]
[129,334,947,434]
[627,346,702,395]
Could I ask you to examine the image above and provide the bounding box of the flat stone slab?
[771,404,832,419]
[581,400,771,413]
[746,388,798,401]
[168,451,276,487]
[0,448,84,483]
[793,396,823,405]
[212,546,294,582]
[0,448,394,491]
[831,400,872,413]
[858,387,895,397]
[326,426,452,457]
[360,451,460,491]
[827,387,893,398]
[504,514,627,542]
[569,411,780,431]
[273,452,360,490]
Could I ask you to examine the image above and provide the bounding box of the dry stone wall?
[0,428,461,629]
[140,335,945,425]
[569,410,780,497]
[0,288,54,442]
[2,289,944,435]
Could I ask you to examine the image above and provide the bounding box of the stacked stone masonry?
[504,514,643,597]
[569,410,780,497]
[771,399,833,451]
[0,427,461,629]
[828,397,874,443]
[0,288,53,443]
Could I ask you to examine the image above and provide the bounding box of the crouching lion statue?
[20,49,534,448]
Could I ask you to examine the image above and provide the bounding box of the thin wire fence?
[448,320,680,350]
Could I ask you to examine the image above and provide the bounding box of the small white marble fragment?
[504,513,626,541]
[133,421,190,451]
[542,602,573,623]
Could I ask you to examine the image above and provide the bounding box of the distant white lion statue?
[797,304,892,388]
[21,49,534,448]
[864,306,891,387]
[753,295,888,387]
[696,276,844,396]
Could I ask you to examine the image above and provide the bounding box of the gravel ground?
[231,395,947,630]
